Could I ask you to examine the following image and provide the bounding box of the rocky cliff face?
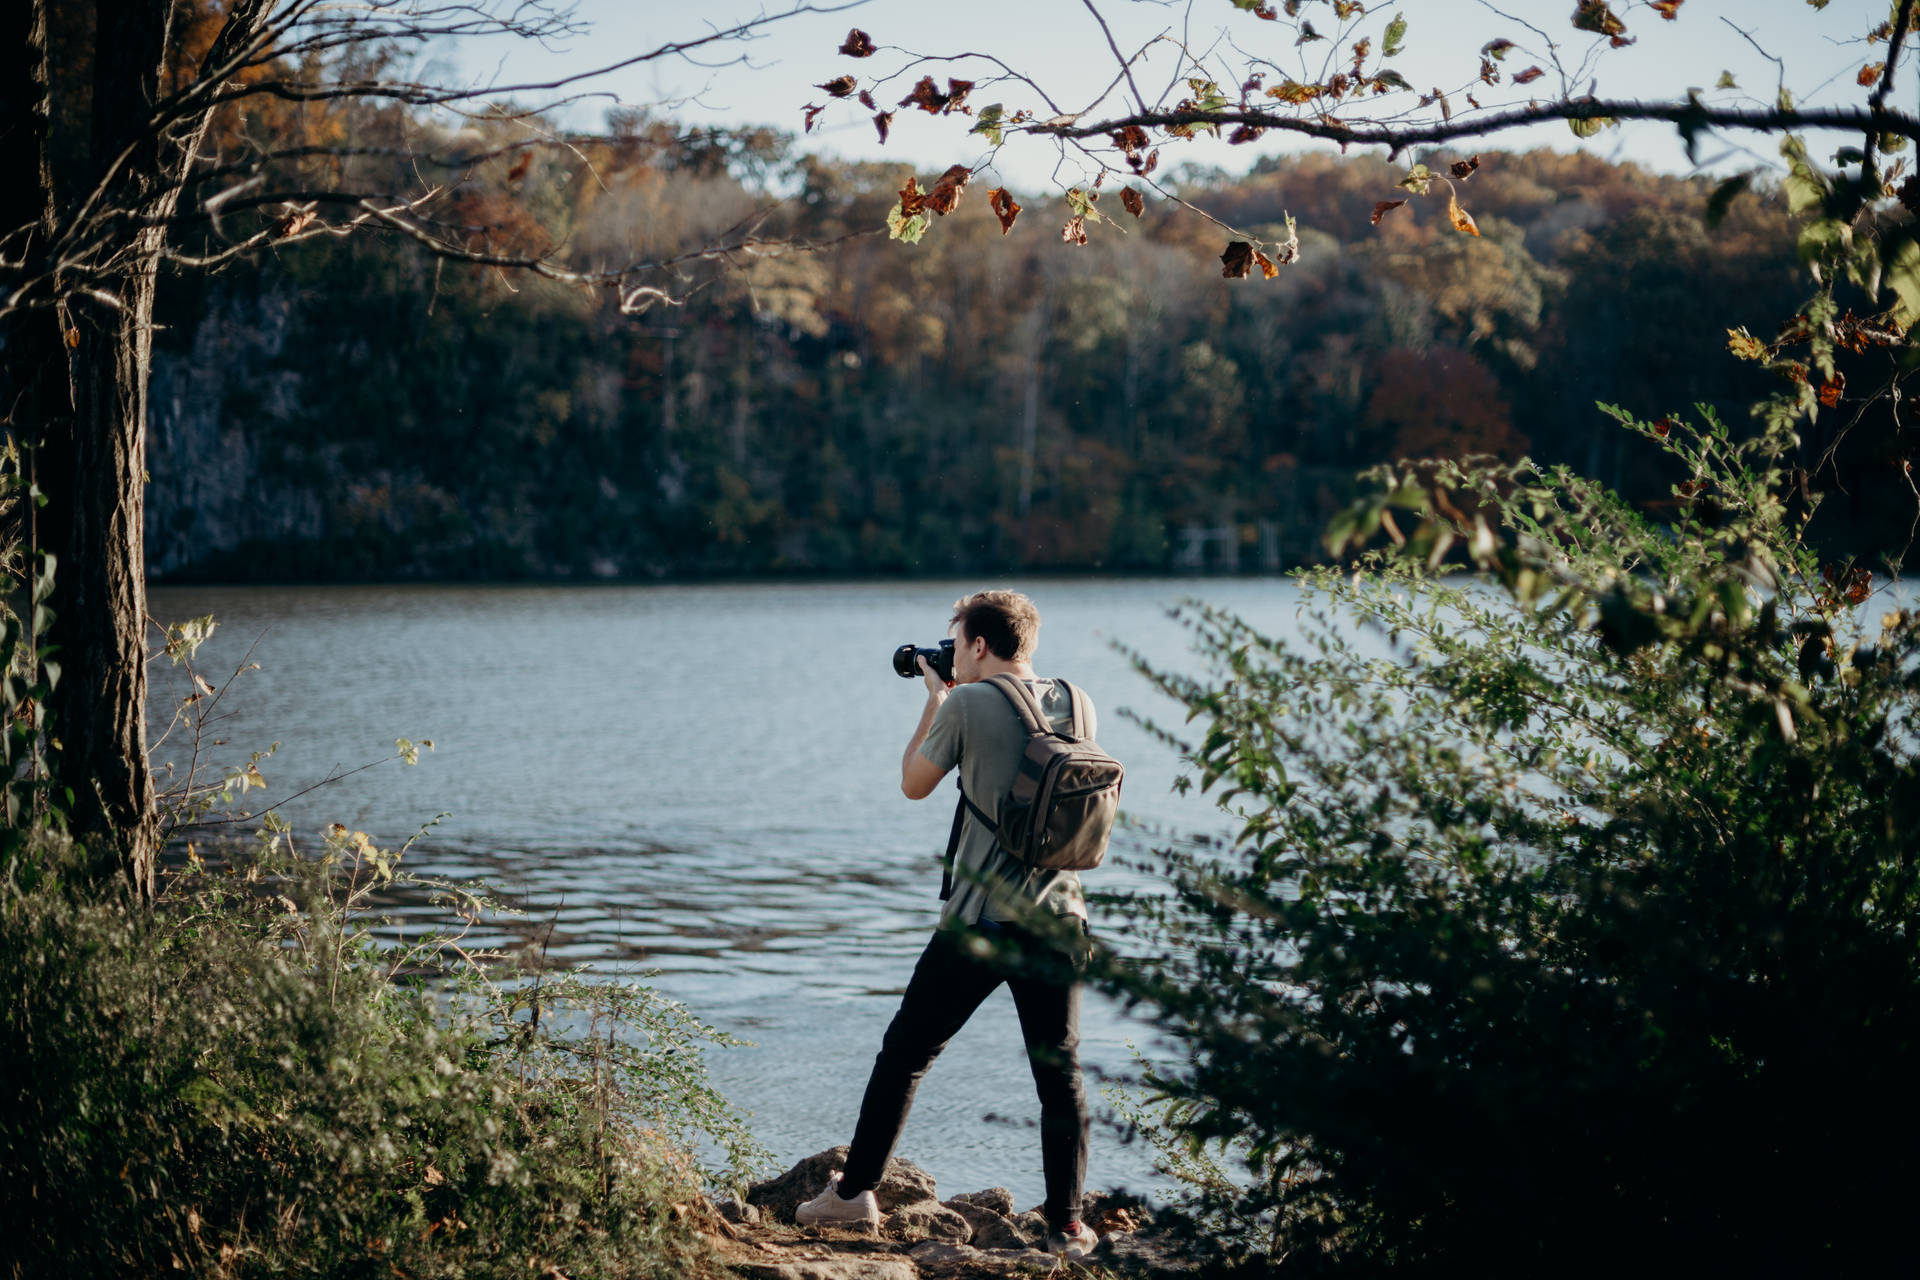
[146,283,324,579]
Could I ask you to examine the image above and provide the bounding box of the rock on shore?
[704,1148,1205,1279]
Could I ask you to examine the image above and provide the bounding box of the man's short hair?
[951,590,1041,662]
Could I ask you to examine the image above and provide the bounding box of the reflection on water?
[147,578,1306,1206]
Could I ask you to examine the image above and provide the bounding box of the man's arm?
[901,657,951,800]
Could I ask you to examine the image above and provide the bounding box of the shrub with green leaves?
[0,827,765,1279]
[1107,408,1920,1274]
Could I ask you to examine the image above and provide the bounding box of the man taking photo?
[796,590,1101,1260]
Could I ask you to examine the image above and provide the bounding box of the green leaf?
[164,614,219,664]
[971,103,1006,146]
[1782,145,1827,216]
[1396,162,1433,194]
[1716,70,1737,89]
[1383,11,1408,56]
[1067,187,1109,224]
[1715,578,1750,624]
[1569,116,1611,138]
[1373,68,1413,92]
[886,206,929,243]
[1885,233,1920,329]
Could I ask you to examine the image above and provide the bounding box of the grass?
[0,825,768,1279]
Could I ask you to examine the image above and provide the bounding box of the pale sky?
[435,0,1898,189]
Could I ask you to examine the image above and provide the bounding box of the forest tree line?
[145,108,1904,582]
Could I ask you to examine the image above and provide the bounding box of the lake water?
[146,578,1308,1208]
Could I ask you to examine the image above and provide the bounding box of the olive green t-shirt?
[917,676,1094,928]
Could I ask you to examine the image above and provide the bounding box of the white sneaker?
[794,1171,881,1228]
[1048,1220,1099,1259]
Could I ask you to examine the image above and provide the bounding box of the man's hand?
[902,657,952,799]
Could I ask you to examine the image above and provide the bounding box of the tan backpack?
[940,674,1124,899]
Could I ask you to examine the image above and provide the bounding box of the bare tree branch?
[1861,0,1919,192]
[1045,97,1920,157]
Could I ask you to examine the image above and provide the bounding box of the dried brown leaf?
[1572,0,1627,37]
[839,29,876,57]
[1121,187,1145,218]
[925,164,972,215]
[1371,199,1407,224]
[817,75,858,99]
[1266,80,1324,104]
[988,187,1021,234]
[273,206,317,237]
[1220,241,1255,278]
[1447,192,1480,236]
[1513,66,1546,85]
[899,76,949,114]
[897,175,927,218]
[873,112,893,144]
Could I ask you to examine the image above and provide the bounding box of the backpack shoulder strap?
[1055,678,1087,739]
[939,790,965,901]
[982,672,1051,735]
[942,785,1002,900]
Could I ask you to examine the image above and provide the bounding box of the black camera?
[893,638,955,682]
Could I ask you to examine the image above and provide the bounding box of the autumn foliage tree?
[0,0,828,892]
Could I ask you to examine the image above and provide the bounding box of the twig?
[1081,0,1151,117]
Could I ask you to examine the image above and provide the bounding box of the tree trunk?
[7,0,236,895]
[32,0,188,893]
[44,293,160,892]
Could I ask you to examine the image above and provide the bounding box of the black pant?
[841,918,1090,1230]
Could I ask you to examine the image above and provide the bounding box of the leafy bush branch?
[1101,401,1919,1273]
